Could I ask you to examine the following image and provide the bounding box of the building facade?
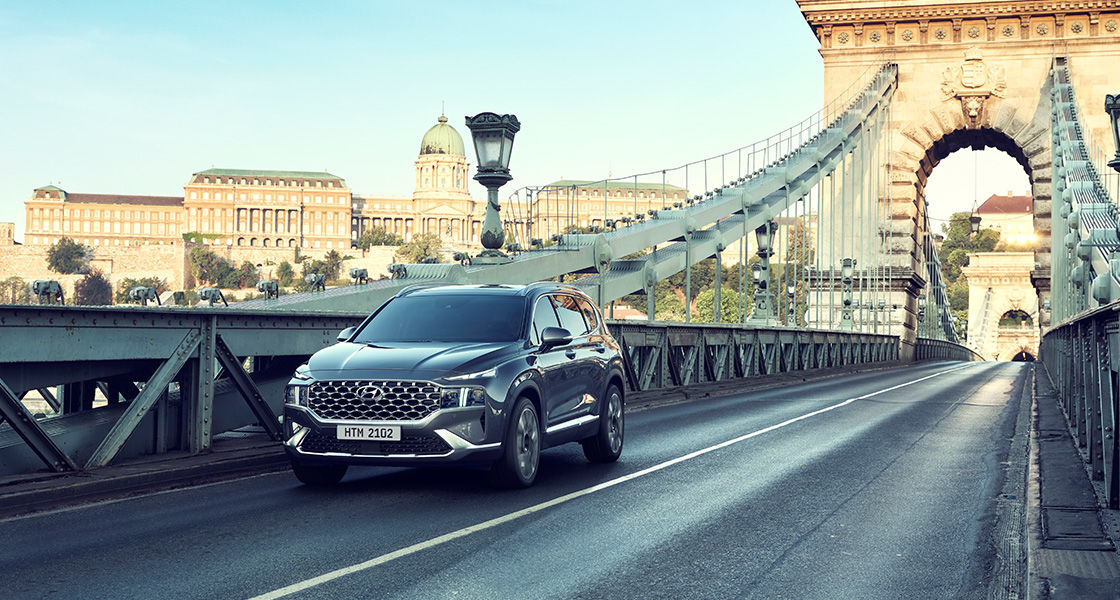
[351,114,484,244]
[24,186,184,247]
[0,222,15,246]
[183,169,351,249]
[975,193,1035,246]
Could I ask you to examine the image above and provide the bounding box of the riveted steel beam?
[0,376,78,472]
[213,335,282,441]
[84,329,202,470]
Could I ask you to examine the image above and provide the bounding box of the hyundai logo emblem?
[357,385,384,401]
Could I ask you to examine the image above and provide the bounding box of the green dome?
[419,115,465,157]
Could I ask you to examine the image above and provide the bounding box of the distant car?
[282,282,626,487]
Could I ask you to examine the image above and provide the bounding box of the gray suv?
[282,282,626,487]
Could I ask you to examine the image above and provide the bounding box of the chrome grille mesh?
[307,380,441,421]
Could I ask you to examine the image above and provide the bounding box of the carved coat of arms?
[940,47,1007,127]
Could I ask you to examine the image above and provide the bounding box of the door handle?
[594,345,606,353]
[565,349,577,359]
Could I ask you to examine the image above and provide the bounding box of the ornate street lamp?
[747,222,779,325]
[786,281,797,326]
[1106,93,1120,173]
[837,258,857,330]
[465,112,521,263]
[969,213,982,237]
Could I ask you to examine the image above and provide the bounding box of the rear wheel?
[291,460,348,486]
[489,397,540,488]
[582,385,623,463]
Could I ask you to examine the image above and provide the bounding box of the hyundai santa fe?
[282,282,626,487]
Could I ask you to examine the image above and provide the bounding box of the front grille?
[300,431,452,456]
[307,380,441,421]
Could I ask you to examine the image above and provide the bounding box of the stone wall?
[0,241,405,303]
[0,243,186,300]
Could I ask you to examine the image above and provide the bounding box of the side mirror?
[337,326,356,342]
[539,327,572,352]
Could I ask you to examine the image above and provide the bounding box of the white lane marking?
[248,363,977,600]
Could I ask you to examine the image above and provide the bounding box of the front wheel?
[291,460,348,486]
[582,385,624,463]
[489,397,540,488]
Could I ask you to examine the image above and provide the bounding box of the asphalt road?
[1,361,1030,600]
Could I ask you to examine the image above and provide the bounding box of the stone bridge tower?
[961,252,1040,360]
[798,0,1120,358]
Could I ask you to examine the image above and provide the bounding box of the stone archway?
[798,1,1120,357]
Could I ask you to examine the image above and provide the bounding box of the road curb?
[0,445,289,518]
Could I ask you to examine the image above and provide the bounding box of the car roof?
[397,282,588,299]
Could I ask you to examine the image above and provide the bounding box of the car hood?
[306,341,517,380]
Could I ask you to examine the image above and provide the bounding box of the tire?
[291,460,348,486]
[582,385,624,463]
[488,397,541,488]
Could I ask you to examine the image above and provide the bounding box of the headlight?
[285,385,309,406]
[292,364,312,381]
[446,367,497,381]
[439,387,487,409]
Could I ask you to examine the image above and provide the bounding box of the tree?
[393,233,442,264]
[938,212,1000,282]
[232,261,260,289]
[73,270,113,305]
[324,250,343,281]
[276,261,295,286]
[357,227,404,249]
[114,277,167,304]
[0,276,31,304]
[47,237,93,274]
[189,246,232,285]
[694,286,742,323]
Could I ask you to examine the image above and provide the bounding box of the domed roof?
[419,115,465,157]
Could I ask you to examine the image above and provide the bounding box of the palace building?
[21,114,488,250]
[19,113,702,253]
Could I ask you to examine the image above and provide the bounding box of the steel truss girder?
[0,376,79,472]
[213,335,283,441]
[606,320,900,392]
[84,330,203,469]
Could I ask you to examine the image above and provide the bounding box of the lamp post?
[747,221,778,325]
[786,282,796,326]
[1106,93,1120,173]
[465,112,521,264]
[837,257,857,330]
[917,293,927,337]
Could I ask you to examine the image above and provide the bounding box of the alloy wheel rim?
[516,407,539,480]
[607,393,623,453]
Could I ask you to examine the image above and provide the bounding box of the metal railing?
[1040,302,1120,509]
[914,338,985,362]
[606,320,899,392]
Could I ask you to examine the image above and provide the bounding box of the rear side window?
[574,297,599,331]
[552,294,589,336]
[530,296,562,345]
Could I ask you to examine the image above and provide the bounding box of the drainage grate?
[1041,507,1116,551]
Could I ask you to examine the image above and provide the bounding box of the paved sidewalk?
[1030,365,1120,600]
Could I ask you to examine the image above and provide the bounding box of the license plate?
[336,425,401,441]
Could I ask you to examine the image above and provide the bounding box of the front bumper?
[282,404,503,466]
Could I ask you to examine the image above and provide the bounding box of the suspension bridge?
[2,2,1119,597]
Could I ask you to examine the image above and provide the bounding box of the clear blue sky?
[0,0,1025,241]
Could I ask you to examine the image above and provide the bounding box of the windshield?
[353,294,526,343]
